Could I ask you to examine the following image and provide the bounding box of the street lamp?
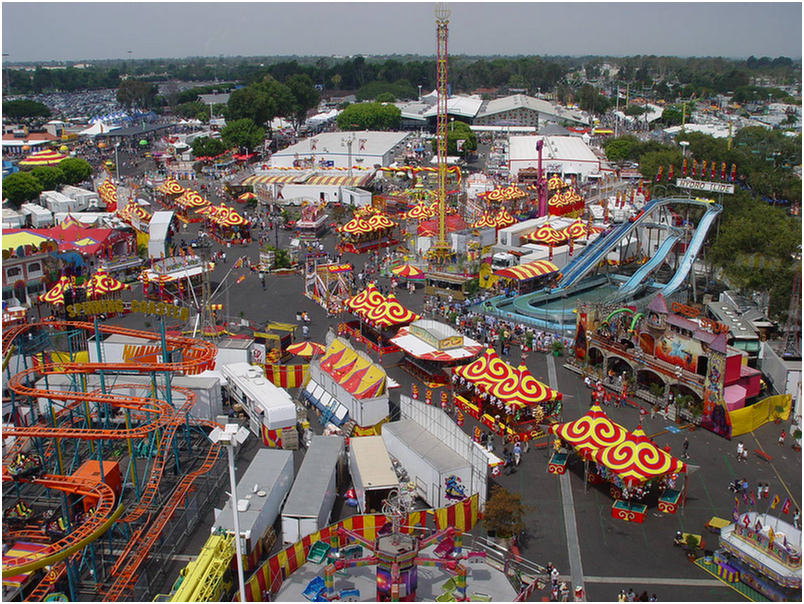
[209,423,251,604]
[114,142,121,182]
[679,140,689,158]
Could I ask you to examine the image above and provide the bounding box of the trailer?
[19,203,53,228]
[213,449,294,572]
[61,185,101,210]
[281,435,345,544]
[381,420,473,509]
[40,190,85,213]
[347,436,398,514]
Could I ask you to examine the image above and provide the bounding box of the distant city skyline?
[2,2,801,63]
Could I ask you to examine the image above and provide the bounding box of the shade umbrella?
[138,139,149,146]
[391,264,425,279]
[286,341,325,358]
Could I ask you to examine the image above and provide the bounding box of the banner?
[728,394,792,437]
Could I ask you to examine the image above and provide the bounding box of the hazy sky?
[2,2,801,62]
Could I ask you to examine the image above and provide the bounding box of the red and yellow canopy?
[157,178,185,195]
[525,224,569,246]
[97,180,117,210]
[481,185,527,202]
[286,341,325,358]
[208,204,247,227]
[175,190,210,209]
[39,276,76,305]
[550,406,686,485]
[337,210,396,236]
[84,269,129,299]
[494,259,559,281]
[18,149,67,167]
[453,348,561,409]
[344,283,419,329]
[117,198,150,224]
[403,203,436,221]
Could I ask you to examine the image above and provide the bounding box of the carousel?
[523,219,602,261]
[390,319,482,387]
[338,283,419,358]
[549,405,687,524]
[451,348,562,443]
[544,175,585,217]
[469,206,517,231]
[304,262,353,316]
[336,208,398,254]
[39,269,130,313]
[197,204,250,244]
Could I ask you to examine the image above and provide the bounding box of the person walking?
[513,441,522,466]
[302,324,309,339]
[681,437,689,459]
[778,430,786,446]
[736,441,745,461]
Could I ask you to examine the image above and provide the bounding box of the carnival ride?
[2,319,225,601]
[482,197,723,331]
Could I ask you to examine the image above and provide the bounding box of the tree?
[624,104,647,116]
[376,92,396,103]
[638,149,683,182]
[58,157,92,185]
[174,101,208,122]
[285,74,320,132]
[336,102,401,131]
[117,79,158,110]
[191,136,227,158]
[604,136,639,163]
[3,99,51,120]
[30,166,65,191]
[660,105,684,126]
[226,77,293,127]
[220,118,265,153]
[577,84,611,114]
[2,172,43,204]
[432,121,477,157]
[482,486,527,539]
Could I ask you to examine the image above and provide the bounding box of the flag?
[771,494,780,510]
[236,275,246,284]
[682,158,687,177]
[768,526,775,546]
[655,166,663,182]
[734,496,740,508]
[730,163,737,182]
[749,492,755,506]
[742,514,750,527]
[754,518,763,531]
[710,161,716,179]
[781,497,791,514]
[691,159,697,177]
[720,161,726,180]
[667,164,674,181]
[701,160,707,179]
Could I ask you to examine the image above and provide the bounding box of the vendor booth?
[451,348,562,442]
[549,405,687,523]
[197,204,250,245]
[390,319,482,387]
[338,282,419,358]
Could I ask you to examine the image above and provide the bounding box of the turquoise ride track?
[480,197,722,332]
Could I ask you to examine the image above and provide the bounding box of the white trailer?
[61,185,101,209]
[221,362,298,441]
[20,203,54,228]
[347,436,398,514]
[214,448,294,571]
[281,436,344,543]
[381,420,473,509]
[40,191,85,213]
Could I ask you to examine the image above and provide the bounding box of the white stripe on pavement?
[583,576,722,586]
[547,353,585,594]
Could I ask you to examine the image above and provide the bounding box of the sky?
[2,2,801,63]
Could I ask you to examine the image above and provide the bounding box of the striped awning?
[494,260,559,281]
[241,174,299,185]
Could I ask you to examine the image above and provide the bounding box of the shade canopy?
[18,149,67,167]
[157,178,185,195]
[344,282,419,329]
[391,264,425,279]
[286,341,325,358]
[494,259,559,281]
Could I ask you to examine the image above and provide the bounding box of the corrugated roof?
[349,436,398,488]
[283,436,344,518]
[383,420,467,474]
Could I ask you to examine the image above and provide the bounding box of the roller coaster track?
[100,424,222,601]
[2,320,220,600]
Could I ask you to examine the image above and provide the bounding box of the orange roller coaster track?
[2,320,223,600]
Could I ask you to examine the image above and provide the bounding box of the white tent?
[79,122,109,137]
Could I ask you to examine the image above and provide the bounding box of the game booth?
[338,283,419,358]
[336,208,398,254]
[451,348,563,443]
[139,255,214,302]
[548,405,688,524]
[197,204,251,245]
[493,259,560,295]
[390,319,483,387]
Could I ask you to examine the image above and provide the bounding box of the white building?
[474,94,588,128]
[507,135,601,181]
[269,131,410,169]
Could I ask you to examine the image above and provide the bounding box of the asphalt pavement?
[99,180,801,602]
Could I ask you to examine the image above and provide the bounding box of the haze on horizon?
[2,2,801,63]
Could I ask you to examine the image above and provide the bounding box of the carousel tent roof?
[453,348,561,408]
[494,259,559,281]
[548,404,629,458]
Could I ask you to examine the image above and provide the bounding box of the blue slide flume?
[617,232,680,298]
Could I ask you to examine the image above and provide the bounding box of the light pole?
[209,423,250,604]
[341,133,354,180]
[114,142,121,182]
[418,84,423,102]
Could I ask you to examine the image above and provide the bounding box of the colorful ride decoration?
[38,270,129,306]
[470,207,517,230]
[403,203,437,221]
[452,348,562,442]
[479,185,527,203]
[336,208,398,254]
[97,180,118,211]
[286,341,325,358]
[391,264,425,280]
[242,495,480,602]
[493,259,559,282]
[304,261,352,316]
[549,405,687,522]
